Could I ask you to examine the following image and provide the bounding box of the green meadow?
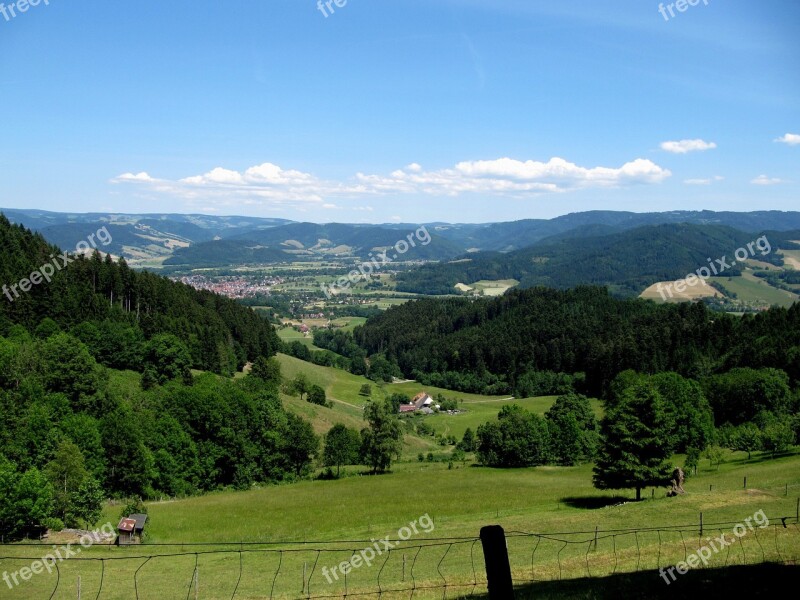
[1,451,798,599]
[711,272,799,308]
[2,359,798,599]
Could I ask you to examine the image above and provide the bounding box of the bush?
[43,517,65,532]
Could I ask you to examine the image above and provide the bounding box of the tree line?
[0,215,281,377]
[350,286,800,397]
[0,330,321,539]
[469,370,797,500]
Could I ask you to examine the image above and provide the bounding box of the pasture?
[1,451,798,599]
[711,273,799,308]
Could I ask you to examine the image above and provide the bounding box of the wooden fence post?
[480,525,515,600]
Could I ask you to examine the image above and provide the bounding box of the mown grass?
[2,451,798,599]
[27,360,791,598]
[711,273,798,308]
[276,327,319,349]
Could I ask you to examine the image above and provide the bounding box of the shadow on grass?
[467,563,800,599]
[559,495,632,509]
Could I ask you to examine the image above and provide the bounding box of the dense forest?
[0,215,281,376]
[350,286,800,397]
[0,330,319,537]
[0,215,320,538]
[395,224,793,295]
[164,222,464,267]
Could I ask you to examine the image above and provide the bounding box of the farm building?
[412,392,435,410]
[399,392,438,413]
[117,513,148,545]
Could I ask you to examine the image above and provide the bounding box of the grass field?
[10,360,791,599]
[274,356,600,451]
[2,451,798,599]
[456,279,520,297]
[276,327,319,349]
[711,272,799,308]
[781,248,800,270]
[640,279,721,302]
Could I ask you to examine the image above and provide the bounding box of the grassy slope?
[4,451,796,599]
[275,355,604,449]
[276,327,319,349]
[5,360,792,599]
[711,272,799,308]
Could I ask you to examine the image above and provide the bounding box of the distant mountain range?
[4,208,800,277]
[429,210,800,252]
[396,224,799,296]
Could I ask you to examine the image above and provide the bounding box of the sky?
[1,0,798,224]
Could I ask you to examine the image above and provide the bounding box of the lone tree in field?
[307,384,327,406]
[323,424,361,477]
[360,400,403,474]
[290,373,311,402]
[593,380,674,501]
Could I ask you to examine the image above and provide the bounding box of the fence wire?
[0,517,798,599]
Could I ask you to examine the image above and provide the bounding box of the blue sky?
[1,0,798,223]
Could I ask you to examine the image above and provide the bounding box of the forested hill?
[165,222,465,267]
[352,286,800,397]
[0,214,280,374]
[395,223,786,295]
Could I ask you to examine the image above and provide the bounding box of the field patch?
[711,273,799,308]
[457,279,519,296]
[782,248,800,270]
[640,278,721,302]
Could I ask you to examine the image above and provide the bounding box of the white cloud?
[181,167,244,185]
[684,176,724,185]
[112,156,671,208]
[660,139,717,154]
[751,175,784,186]
[775,133,800,146]
[113,172,154,183]
[357,157,670,197]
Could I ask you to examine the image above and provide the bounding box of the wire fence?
[1,517,798,599]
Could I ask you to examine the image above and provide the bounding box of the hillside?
[396,224,789,296]
[433,210,800,252]
[9,208,800,271]
[353,286,800,396]
[163,239,295,268]
[1,209,292,267]
[0,214,280,374]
